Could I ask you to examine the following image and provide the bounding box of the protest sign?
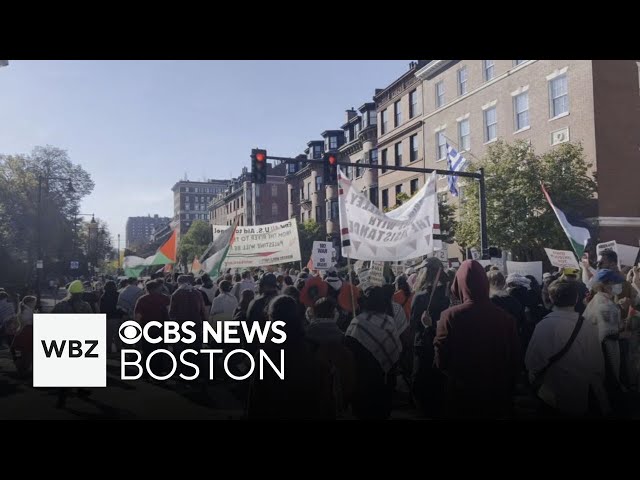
[506,261,543,283]
[311,241,334,271]
[544,248,579,269]
[369,261,385,286]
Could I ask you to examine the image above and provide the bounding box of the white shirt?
[210,293,238,320]
[525,307,609,416]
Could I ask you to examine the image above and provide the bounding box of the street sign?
[36,260,43,269]
[70,261,80,269]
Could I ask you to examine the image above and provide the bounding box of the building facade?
[171,179,230,239]
[125,214,171,250]
[375,61,429,211]
[413,59,640,246]
[209,163,288,228]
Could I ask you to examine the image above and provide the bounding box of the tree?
[177,220,212,268]
[456,140,597,261]
[0,146,95,287]
[296,219,326,267]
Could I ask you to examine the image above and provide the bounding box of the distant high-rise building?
[172,179,230,239]
[125,214,172,250]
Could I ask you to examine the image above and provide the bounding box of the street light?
[35,175,74,309]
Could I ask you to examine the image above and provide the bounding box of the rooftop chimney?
[345,108,357,123]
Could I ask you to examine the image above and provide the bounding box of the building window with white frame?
[271,203,278,217]
[549,74,568,118]
[484,106,497,142]
[458,67,468,96]
[370,148,378,165]
[410,178,419,195]
[381,149,387,173]
[315,175,322,191]
[436,131,446,160]
[483,60,495,81]
[394,142,402,166]
[410,134,418,162]
[435,81,445,108]
[394,100,402,127]
[458,118,470,151]
[409,89,419,118]
[329,136,338,150]
[271,184,278,197]
[381,109,388,135]
[514,92,530,131]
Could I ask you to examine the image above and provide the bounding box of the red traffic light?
[329,155,336,165]
[256,152,266,162]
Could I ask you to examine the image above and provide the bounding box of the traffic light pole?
[262,154,490,259]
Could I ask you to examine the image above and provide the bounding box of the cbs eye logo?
[119,321,142,345]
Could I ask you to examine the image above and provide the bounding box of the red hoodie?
[434,260,520,418]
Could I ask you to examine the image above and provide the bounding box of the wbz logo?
[33,314,106,387]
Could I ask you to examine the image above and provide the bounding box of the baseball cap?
[68,280,85,294]
[594,269,625,284]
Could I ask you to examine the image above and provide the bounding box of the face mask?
[611,284,623,296]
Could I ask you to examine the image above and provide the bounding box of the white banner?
[339,169,438,261]
[544,248,579,269]
[311,241,334,271]
[617,243,640,267]
[369,261,385,286]
[506,261,543,283]
[211,219,301,268]
[596,240,618,261]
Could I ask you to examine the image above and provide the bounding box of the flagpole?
[347,255,357,320]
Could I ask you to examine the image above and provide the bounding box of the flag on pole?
[201,217,239,277]
[446,144,468,197]
[123,230,178,277]
[541,183,591,258]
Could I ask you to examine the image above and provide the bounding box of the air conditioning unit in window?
[551,127,569,145]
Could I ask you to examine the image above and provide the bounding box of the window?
[549,75,568,118]
[315,205,323,221]
[272,203,278,217]
[316,175,323,191]
[395,184,402,198]
[300,187,305,201]
[514,92,530,130]
[314,145,322,159]
[180,187,185,192]
[394,142,402,166]
[354,122,361,136]
[410,178,419,195]
[330,200,339,220]
[329,136,338,150]
[370,148,378,165]
[307,182,311,199]
[381,109,388,135]
[436,131,447,160]
[369,187,378,207]
[483,60,495,81]
[435,81,445,107]
[382,189,389,209]
[368,110,377,125]
[356,160,362,178]
[484,106,497,142]
[271,184,278,197]
[409,89,419,118]
[458,67,468,95]
[514,60,527,66]
[362,110,369,128]
[394,100,402,127]
[381,149,387,173]
[301,212,305,223]
[410,134,418,162]
[458,119,470,151]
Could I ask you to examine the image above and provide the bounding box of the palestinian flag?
[123,230,178,277]
[201,217,239,278]
[541,183,591,258]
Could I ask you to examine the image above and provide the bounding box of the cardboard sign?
[369,261,385,286]
[617,243,640,267]
[596,241,618,262]
[311,241,334,271]
[506,261,543,283]
[544,248,579,269]
[358,269,372,291]
[490,256,505,272]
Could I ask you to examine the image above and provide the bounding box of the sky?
[0,60,411,246]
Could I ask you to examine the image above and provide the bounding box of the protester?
[233,270,256,301]
[247,295,335,420]
[82,281,99,313]
[10,297,36,378]
[489,270,526,337]
[307,297,356,415]
[117,277,143,320]
[434,260,521,418]
[134,279,170,376]
[99,280,122,354]
[169,275,208,379]
[210,280,238,321]
[232,289,255,324]
[0,291,17,348]
[393,274,413,321]
[324,268,342,301]
[525,279,609,417]
[409,257,450,418]
[245,274,280,351]
[345,286,402,420]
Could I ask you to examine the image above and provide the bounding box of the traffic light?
[251,148,267,184]
[324,152,338,186]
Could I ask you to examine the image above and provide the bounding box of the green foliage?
[297,219,326,266]
[177,220,213,268]
[456,140,597,261]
